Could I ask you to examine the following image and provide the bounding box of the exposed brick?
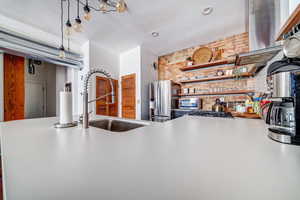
[158,32,252,110]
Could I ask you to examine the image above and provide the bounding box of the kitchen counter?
[1,115,300,200]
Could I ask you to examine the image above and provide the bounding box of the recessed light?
[152,32,159,37]
[202,7,213,15]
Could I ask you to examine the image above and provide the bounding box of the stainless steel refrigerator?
[149,80,180,122]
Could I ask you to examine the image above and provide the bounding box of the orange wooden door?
[96,77,118,117]
[4,54,25,121]
[121,74,136,119]
[96,77,109,115]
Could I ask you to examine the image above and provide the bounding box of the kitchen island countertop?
[1,115,300,200]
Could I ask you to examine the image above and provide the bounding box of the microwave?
[179,98,202,110]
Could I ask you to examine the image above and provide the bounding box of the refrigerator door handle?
[157,82,161,115]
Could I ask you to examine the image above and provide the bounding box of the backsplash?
[158,32,255,110]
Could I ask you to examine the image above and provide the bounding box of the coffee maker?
[266,58,300,145]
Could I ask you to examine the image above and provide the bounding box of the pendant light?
[99,0,108,12]
[57,0,128,46]
[74,0,83,32]
[59,0,66,59]
[116,0,127,13]
[83,0,92,21]
[65,0,72,37]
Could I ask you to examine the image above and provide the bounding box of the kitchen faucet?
[82,68,115,129]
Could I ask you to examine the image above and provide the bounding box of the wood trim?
[276,4,300,41]
[121,73,136,79]
[179,90,255,96]
[180,60,231,71]
[179,73,253,84]
[231,112,261,119]
[121,73,136,119]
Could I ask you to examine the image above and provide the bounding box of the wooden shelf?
[179,90,254,97]
[276,4,300,41]
[180,59,231,71]
[231,112,261,119]
[179,73,253,84]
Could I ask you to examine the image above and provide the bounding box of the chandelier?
[59,0,127,58]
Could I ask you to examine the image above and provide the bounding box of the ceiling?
[0,0,247,56]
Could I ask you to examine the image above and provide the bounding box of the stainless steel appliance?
[282,24,300,58]
[266,58,300,145]
[149,80,180,122]
[269,72,293,97]
[171,110,233,119]
[236,0,282,67]
[212,98,225,112]
[178,98,202,110]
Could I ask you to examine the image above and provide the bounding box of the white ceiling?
[0,0,247,55]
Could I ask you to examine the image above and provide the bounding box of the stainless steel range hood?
[236,0,282,66]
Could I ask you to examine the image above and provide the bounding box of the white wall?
[119,46,141,120]
[140,47,158,120]
[90,42,120,79]
[0,52,3,122]
[77,41,90,116]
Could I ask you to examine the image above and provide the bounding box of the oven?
[178,98,202,110]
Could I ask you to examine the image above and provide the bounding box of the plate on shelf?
[192,47,213,64]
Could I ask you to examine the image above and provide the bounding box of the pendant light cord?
[71,0,116,12]
[68,0,70,21]
[77,0,80,18]
[61,0,64,47]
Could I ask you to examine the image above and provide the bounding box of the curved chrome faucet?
[83,68,115,129]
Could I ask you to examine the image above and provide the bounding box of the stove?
[188,110,233,118]
[171,109,233,119]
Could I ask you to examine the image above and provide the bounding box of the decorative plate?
[192,47,213,64]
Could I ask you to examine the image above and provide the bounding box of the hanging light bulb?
[65,20,72,36]
[83,0,91,21]
[59,0,66,59]
[65,0,72,37]
[73,17,82,32]
[99,0,107,12]
[84,6,92,21]
[59,45,66,59]
[74,0,82,32]
[116,0,127,13]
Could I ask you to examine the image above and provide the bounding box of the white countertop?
[1,115,300,200]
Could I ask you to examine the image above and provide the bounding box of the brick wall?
[158,32,255,110]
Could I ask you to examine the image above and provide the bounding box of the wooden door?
[96,77,118,117]
[121,74,136,119]
[96,77,109,115]
[4,54,25,121]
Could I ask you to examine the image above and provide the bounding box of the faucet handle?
[79,111,93,123]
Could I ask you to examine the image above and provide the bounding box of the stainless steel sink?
[89,119,146,132]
